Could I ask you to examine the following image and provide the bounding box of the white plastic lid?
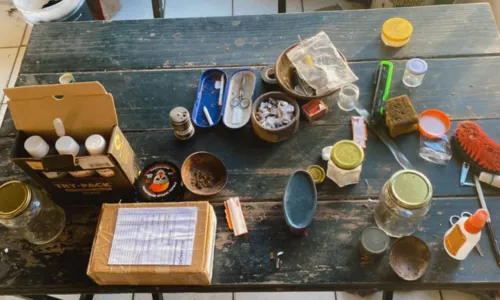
[55,136,80,156]
[85,134,107,155]
[24,135,50,158]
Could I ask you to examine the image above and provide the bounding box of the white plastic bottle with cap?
[85,134,115,177]
[24,135,66,179]
[54,118,95,178]
[24,136,50,158]
[444,209,489,260]
[56,136,95,178]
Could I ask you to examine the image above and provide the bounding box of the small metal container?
[390,236,430,281]
[169,107,195,140]
[375,170,433,238]
[136,161,184,202]
[306,165,325,184]
[360,227,389,259]
[0,181,66,245]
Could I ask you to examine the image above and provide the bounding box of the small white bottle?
[85,134,115,178]
[56,136,95,178]
[444,209,489,260]
[24,136,50,158]
[24,136,66,179]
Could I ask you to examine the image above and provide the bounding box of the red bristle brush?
[454,121,500,173]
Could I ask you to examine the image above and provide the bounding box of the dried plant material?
[191,170,215,189]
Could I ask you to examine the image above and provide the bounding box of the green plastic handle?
[380,60,393,102]
[379,60,393,115]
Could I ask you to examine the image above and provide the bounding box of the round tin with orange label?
[136,161,184,202]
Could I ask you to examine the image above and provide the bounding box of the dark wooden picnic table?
[1,3,500,295]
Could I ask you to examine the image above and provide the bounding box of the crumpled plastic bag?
[287,31,358,95]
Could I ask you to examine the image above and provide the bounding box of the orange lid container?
[464,209,489,234]
[418,109,451,138]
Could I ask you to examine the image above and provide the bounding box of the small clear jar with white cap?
[403,58,428,88]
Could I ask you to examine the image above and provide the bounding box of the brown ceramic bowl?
[389,236,431,281]
[275,43,348,101]
[181,152,227,196]
[251,91,300,143]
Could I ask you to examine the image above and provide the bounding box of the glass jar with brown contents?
[0,181,66,245]
[374,170,432,238]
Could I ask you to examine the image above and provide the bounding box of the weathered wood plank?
[124,119,500,202]
[1,118,500,202]
[0,199,498,294]
[3,56,500,135]
[21,4,500,74]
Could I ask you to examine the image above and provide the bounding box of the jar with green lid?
[326,140,364,187]
[0,181,66,245]
[374,170,433,238]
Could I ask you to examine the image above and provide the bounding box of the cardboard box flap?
[5,82,118,141]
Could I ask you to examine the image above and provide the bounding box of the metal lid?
[389,170,432,209]
[169,107,190,124]
[330,140,364,170]
[306,165,325,184]
[0,181,31,219]
[407,58,427,75]
[361,227,389,254]
[136,161,184,202]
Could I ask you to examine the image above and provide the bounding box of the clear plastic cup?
[337,83,359,112]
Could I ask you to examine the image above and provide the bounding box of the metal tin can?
[306,165,325,184]
[360,226,389,261]
[136,162,184,202]
[0,181,66,245]
[374,170,433,238]
[169,107,195,140]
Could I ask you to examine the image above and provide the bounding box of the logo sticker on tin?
[141,163,180,198]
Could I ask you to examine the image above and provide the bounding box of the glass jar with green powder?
[375,170,433,238]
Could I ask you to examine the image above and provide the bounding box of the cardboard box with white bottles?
[5,82,140,203]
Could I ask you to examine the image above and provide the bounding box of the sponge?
[385,95,419,137]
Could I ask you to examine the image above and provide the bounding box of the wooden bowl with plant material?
[275,43,348,101]
[389,236,430,281]
[251,91,300,143]
[181,152,227,196]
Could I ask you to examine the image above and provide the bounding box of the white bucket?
[13,0,85,24]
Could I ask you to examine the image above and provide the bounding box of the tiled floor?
[0,0,30,128]
[113,0,364,20]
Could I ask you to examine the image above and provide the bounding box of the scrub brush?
[453,121,500,173]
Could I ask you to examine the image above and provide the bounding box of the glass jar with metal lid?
[0,181,66,245]
[326,140,364,187]
[374,170,433,238]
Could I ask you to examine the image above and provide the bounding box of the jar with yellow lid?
[381,18,413,48]
[326,140,364,187]
[0,181,66,245]
[374,170,433,238]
